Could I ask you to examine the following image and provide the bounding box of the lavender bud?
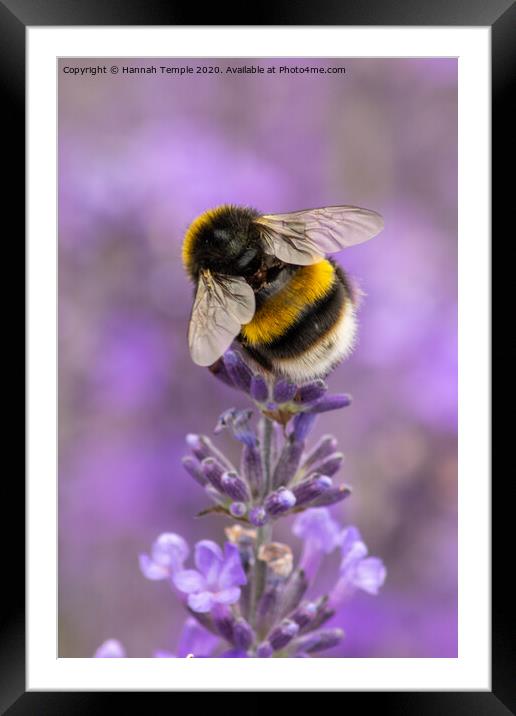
[278,569,309,617]
[186,434,234,470]
[307,394,352,414]
[250,374,269,403]
[293,628,344,654]
[233,617,255,651]
[258,586,279,627]
[205,485,228,506]
[257,641,273,658]
[308,599,336,631]
[248,506,268,527]
[223,350,252,393]
[221,471,250,502]
[208,358,234,387]
[264,487,296,516]
[229,502,247,518]
[212,606,235,644]
[302,435,338,469]
[296,379,327,404]
[273,440,304,488]
[268,619,300,651]
[292,412,317,442]
[181,455,207,486]
[201,457,225,493]
[290,601,318,630]
[273,378,297,404]
[309,452,344,477]
[311,484,352,507]
[241,443,264,497]
[215,408,257,448]
[292,474,333,506]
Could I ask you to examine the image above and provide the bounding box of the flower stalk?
[97,348,387,658]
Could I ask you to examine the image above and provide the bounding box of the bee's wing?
[188,271,255,366]
[254,205,384,265]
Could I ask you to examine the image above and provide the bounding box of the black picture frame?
[4,0,509,711]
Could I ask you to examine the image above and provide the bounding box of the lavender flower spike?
[139,532,189,581]
[173,540,247,613]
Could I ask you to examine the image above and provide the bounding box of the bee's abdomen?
[240,260,356,381]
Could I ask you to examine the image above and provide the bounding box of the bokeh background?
[58,58,457,658]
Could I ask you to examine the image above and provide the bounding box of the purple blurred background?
[58,58,457,657]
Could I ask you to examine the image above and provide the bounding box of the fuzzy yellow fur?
[241,260,335,345]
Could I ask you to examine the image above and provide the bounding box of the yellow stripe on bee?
[241,260,335,345]
[182,205,233,276]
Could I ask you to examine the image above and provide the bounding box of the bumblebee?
[182,204,383,382]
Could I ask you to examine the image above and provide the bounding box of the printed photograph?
[58,57,458,658]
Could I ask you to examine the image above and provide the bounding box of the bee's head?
[182,205,262,279]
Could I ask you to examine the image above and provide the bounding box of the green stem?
[250,416,274,631]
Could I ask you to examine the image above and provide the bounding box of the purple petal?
[173,569,207,594]
[214,586,242,606]
[177,617,219,658]
[151,533,189,571]
[94,639,126,658]
[340,526,368,571]
[195,540,224,584]
[153,650,176,658]
[219,542,247,589]
[139,553,169,581]
[293,507,343,554]
[350,557,387,595]
[187,590,215,613]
